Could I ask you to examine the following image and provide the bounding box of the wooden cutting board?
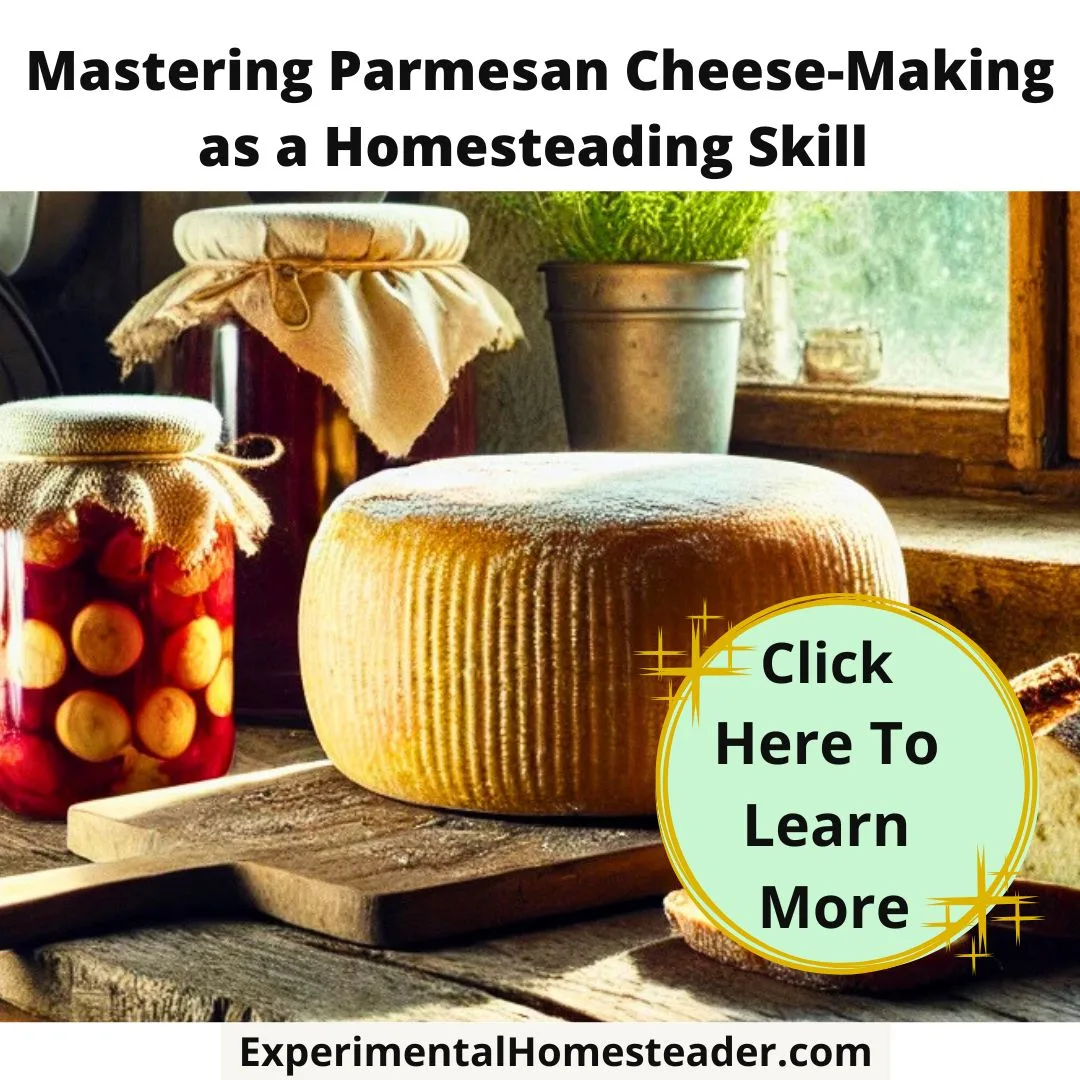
[0,760,676,951]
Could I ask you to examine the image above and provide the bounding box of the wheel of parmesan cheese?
[299,454,908,816]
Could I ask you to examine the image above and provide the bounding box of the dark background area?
[11,191,409,396]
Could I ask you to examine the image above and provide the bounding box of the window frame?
[730,192,1071,493]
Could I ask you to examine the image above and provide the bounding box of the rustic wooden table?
[1,728,1079,1022]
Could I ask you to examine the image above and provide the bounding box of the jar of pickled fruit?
[0,395,277,818]
[108,203,522,722]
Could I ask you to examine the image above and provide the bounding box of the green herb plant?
[491,191,776,263]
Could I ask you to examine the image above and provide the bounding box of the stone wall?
[423,193,568,453]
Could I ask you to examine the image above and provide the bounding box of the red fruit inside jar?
[97,526,151,589]
[23,523,84,571]
[0,514,237,819]
[149,582,200,630]
[203,566,234,627]
[24,563,87,626]
[163,706,237,786]
[0,733,70,816]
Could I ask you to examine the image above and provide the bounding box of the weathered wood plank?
[405,928,1080,1022]
[370,906,1080,1022]
[6,897,1080,1023]
[732,387,1008,464]
[0,921,550,1022]
[48,759,671,949]
[1007,192,1068,470]
[0,817,70,879]
[226,726,328,774]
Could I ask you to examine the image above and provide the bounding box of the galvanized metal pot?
[543,261,747,453]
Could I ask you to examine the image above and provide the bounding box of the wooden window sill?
[885,495,1080,677]
[734,386,1009,464]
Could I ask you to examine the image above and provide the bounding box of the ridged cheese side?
[299,455,908,816]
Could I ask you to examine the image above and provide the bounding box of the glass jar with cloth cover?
[108,203,523,721]
[0,394,279,817]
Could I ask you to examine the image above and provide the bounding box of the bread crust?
[662,891,971,993]
[1011,653,1080,736]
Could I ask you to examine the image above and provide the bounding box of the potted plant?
[496,191,775,454]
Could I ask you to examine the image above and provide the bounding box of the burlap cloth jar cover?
[0,395,275,564]
[107,203,524,459]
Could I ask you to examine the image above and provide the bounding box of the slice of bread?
[1012,653,1080,736]
[666,653,1080,992]
[1018,654,1080,888]
[662,890,976,993]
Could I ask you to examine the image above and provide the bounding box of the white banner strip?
[221,1023,890,1078]
[3,1020,1080,1078]
[0,0,1073,190]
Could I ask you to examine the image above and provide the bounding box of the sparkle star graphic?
[925,849,1041,971]
[638,601,755,723]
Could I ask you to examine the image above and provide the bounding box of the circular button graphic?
[655,594,1037,975]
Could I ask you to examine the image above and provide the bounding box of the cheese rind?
[300,454,909,816]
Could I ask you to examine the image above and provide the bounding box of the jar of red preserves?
[0,395,275,818]
[109,203,522,722]
[158,316,477,720]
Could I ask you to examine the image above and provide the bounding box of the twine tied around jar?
[0,396,282,566]
[0,432,284,470]
[184,258,462,332]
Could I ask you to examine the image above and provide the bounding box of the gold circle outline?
[655,592,1038,976]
